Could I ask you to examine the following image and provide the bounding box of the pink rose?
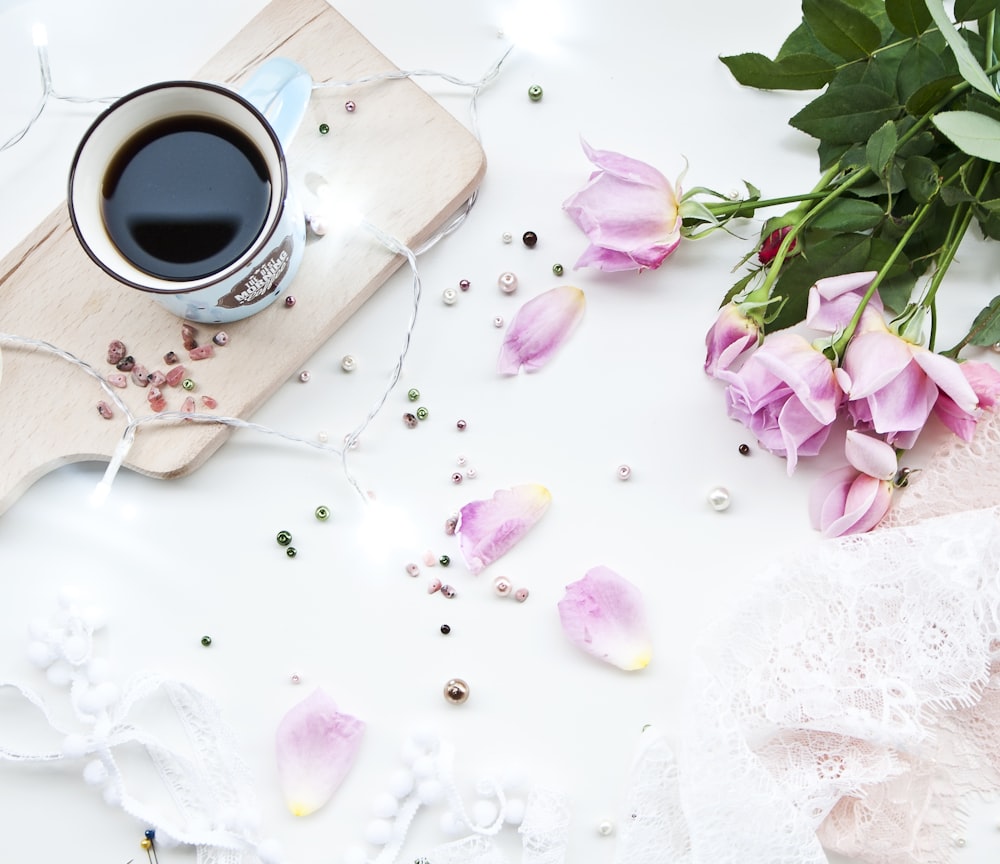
[843,318,977,449]
[704,303,759,378]
[804,271,881,334]
[933,359,1000,441]
[717,331,846,472]
[809,430,896,537]
[563,139,682,272]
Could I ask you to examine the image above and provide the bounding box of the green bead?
[439,554,450,567]
[286,546,297,558]
[182,378,195,391]
[416,406,429,421]
[407,388,420,402]
[201,635,212,647]
[528,85,543,102]
[318,123,330,134]
[552,263,564,276]
[276,530,292,546]
[315,505,330,521]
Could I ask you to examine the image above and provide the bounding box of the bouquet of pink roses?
[564,0,1000,536]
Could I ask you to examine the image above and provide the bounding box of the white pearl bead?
[493,315,504,328]
[341,354,357,372]
[498,271,518,293]
[707,486,731,511]
[442,287,458,305]
[598,819,615,836]
[502,231,513,243]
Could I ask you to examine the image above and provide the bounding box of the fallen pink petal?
[557,566,652,671]
[456,484,552,574]
[275,688,365,816]
[498,285,586,375]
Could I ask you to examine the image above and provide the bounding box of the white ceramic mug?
[68,57,311,324]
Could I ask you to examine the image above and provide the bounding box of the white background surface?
[0,0,998,862]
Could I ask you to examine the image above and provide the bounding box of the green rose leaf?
[896,41,949,103]
[905,75,964,116]
[809,198,887,231]
[885,0,933,35]
[719,52,836,90]
[924,0,999,100]
[902,155,941,202]
[954,0,1000,22]
[932,109,1000,160]
[963,294,1000,346]
[790,85,899,143]
[802,0,883,60]
[866,120,898,176]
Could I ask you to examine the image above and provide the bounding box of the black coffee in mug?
[100,115,272,281]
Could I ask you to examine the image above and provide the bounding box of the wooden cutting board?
[0,0,485,515]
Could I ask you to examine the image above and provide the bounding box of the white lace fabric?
[614,410,1000,864]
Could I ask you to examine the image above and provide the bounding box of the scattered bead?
[107,373,127,388]
[131,364,150,386]
[165,365,187,387]
[708,486,731,512]
[441,584,456,598]
[459,279,471,291]
[522,230,538,248]
[144,830,155,841]
[96,401,113,420]
[403,412,418,429]
[308,215,327,236]
[552,263,564,276]
[212,331,229,346]
[291,674,301,684]
[465,467,478,479]
[146,386,163,404]
[439,555,451,567]
[617,464,632,481]
[440,624,451,635]
[298,370,311,383]
[148,370,167,387]
[189,344,214,360]
[141,839,153,851]
[514,588,529,602]
[201,395,218,409]
[276,530,293,546]
[341,354,357,372]
[182,378,195,391]
[498,271,518,293]
[442,287,458,305]
[201,636,212,647]
[528,84,543,102]
[451,472,464,484]
[444,516,458,535]
[444,678,469,704]
[493,576,513,597]
[181,323,198,350]
[106,340,127,365]
[493,315,504,328]
[405,563,420,577]
[286,546,298,558]
[954,837,967,848]
[181,396,195,413]
[319,123,330,134]
[407,388,420,402]
[428,578,442,594]
[163,350,179,365]
[423,550,438,566]
[317,430,329,443]
[993,340,1000,353]
[502,231,513,244]
[345,100,356,113]
[738,443,750,455]
[456,419,467,430]
[457,455,467,466]
[116,355,135,372]
[416,406,429,421]
[598,820,614,836]
[315,505,331,521]
[284,295,297,308]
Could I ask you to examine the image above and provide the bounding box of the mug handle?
[238,57,312,150]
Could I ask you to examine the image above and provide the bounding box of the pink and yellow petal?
[456,484,552,574]
[557,566,652,671]
[275,688,365,816]
[498,285,585,375]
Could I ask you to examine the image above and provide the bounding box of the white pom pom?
[342,845,367,864]
[83,759,108,786]
[94,682,119,708]
[62,734,89,758]
[388,768,414,799]
[363,818,393,846]
[400,736,424,765]
[80,605,108,630]
[26,640,56,668]
[500,764,529,791]
[439,810,466,836]
[503,797,526,826]
[62,635,89,665]
[46,661,73,687]
[410,724,439,750]
[371,792,399,819]
[256,838,284,864]
[28,616,52,639]
[76,686,105,716]
[416,779,444,805]
[472,799,498,828]
[86,658,111,683]
[102,784,121,806]
[412,754,436,779]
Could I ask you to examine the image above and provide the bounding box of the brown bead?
[443,677,469,704]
